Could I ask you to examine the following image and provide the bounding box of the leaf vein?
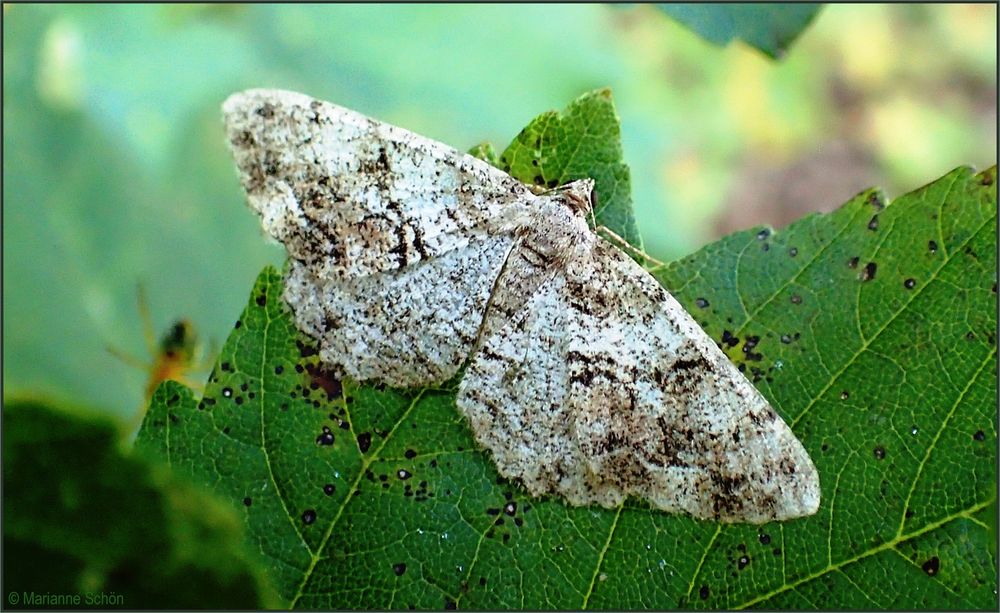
[581,504,622,609]
[827,446,859,567]
[288,388,427,608]
[834,568,883,608]
[684,523,722,603]
[733,496,995,609]
[791,213,995,427]
[735,203,865,337]
[890,546,972,607]
[896,346,996,536]
[257,283,312,560]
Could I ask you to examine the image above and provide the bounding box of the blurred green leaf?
[3,399,277,609]
[658,3,823,58]
[467,142,500,167]
[137,87,996,609]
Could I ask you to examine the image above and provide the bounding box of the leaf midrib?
[287,388,427,608]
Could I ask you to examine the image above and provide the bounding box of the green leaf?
[137,163,996,608]
[657,3,823,59]
[3,399,277,609]
[652,165,997,608]
[466,142,500,167]
[476,89,642,250]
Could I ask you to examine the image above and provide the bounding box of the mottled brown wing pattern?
[459,234,819,523]
[224,90,532,386]
[225,89,820,522]
[223,89,532,281]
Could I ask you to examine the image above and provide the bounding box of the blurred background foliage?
[3,4,996,424]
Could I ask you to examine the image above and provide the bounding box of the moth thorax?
[521,199,592,262]
[557,179,596,218]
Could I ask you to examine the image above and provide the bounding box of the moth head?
[554,178,596,220]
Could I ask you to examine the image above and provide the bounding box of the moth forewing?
[223,88,821,523]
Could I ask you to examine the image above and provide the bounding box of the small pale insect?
[223,89,820,523]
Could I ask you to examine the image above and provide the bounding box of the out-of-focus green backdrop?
[3,4,996,422]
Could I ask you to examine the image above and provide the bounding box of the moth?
[223,89,820,523]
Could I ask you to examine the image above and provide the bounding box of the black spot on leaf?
[860,262,877,281]
[316,427,335,446]
[357,432,372,453]
[922,557,940,576]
